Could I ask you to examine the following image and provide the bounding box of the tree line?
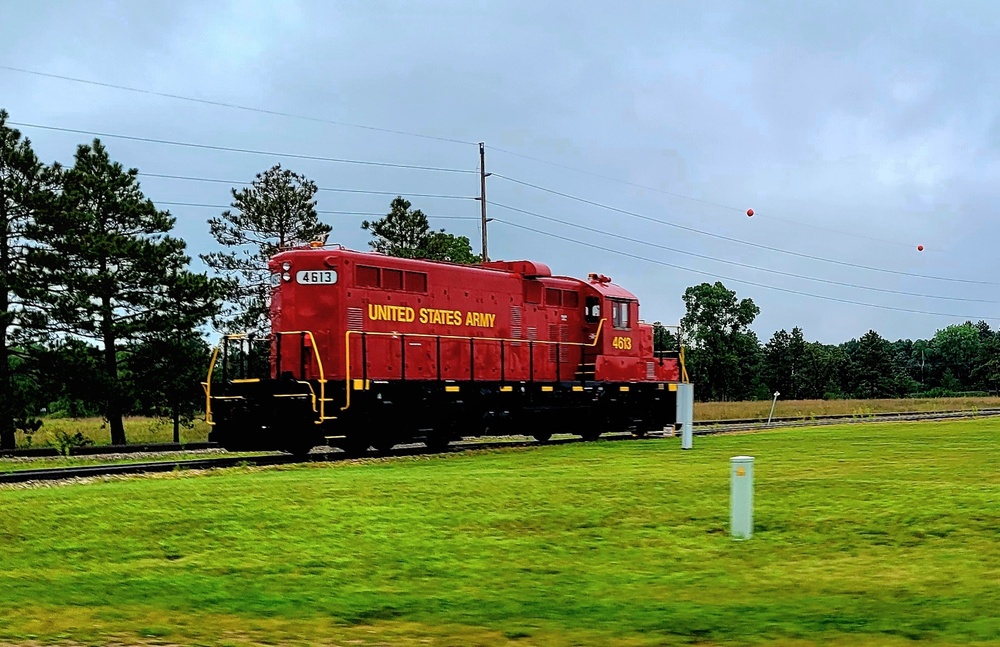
[660,281,1000,402]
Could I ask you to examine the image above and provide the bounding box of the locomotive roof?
[272,245,638,300]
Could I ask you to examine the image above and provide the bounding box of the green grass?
[1,420,998,646]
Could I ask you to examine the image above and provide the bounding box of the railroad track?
[4,407,998,484]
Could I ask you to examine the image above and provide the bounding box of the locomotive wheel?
[372,437,398,454]
[532,432,552,443]
[284,440,315,458]
[631,428,648,438]
[338,435,371,457]
[424,434,452,452]
[580,429,603,442]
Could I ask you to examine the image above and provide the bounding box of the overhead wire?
[487,145,923,250]
[0,65,476,146]
[490,202,1000,304]
[139,172,474,201]
[8,122,476,173]
[0,65,940,250]
[490,218,1000,322]
[156,200,478,220]
[491,173,997,286]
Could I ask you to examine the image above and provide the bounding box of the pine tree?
[201,164,330,334]
[362,196,477,263]
[0,110,53,450]
[31,139,221,445]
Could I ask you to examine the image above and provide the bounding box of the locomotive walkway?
[4,407,999,484]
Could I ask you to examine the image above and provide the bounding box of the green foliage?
[48,429,94,455]
[362,196,477,263]
[1,420,998,644]
[680,281,762,401]
[0,110,54,449]
[28,139,220,444]
[651,321,677,351]
[201,164,331,334]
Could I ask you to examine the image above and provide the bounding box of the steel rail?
[4,408,999,484]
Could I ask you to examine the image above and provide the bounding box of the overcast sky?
[3,0,999,344]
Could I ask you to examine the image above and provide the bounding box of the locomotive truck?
[203,243,688,455]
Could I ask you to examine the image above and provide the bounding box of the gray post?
[730,456,754,539]
[766,391,780,425]
[676,383,694,449]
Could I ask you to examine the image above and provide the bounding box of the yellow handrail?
[203,330,334,425]
[341,318,607,412]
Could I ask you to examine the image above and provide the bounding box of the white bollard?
[675,383,694,449]
[730,456,754,539]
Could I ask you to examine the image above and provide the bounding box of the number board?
[295,270,338,285]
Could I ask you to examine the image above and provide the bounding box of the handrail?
[202,345,221,425]
[203,330,334,426]
[341,318,607,412]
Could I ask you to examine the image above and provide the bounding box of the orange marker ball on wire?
[917,244,924,251]
[746,208,754,217]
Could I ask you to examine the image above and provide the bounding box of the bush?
[49,429,94,456]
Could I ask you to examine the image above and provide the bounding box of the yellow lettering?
[419,308,428,324]
[465,311,475,326]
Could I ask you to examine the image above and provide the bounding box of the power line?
[8,121,476,174]
[490,218,1000,322]
[139,172,474,201]
[491,202,1000,305]
[0,65,476,146]
[157,200,477,220]
[487,145,922,250]
[492,173,997,286]
[0,65,942,251]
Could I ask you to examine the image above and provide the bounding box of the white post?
[730,456,754,539]
[767,391,780,425]
[676,383,694,449]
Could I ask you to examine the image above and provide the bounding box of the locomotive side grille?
[527,326,538,341]
[548,324,558,362]
[647,361,655,380]
[511,306,522,345]
[347,307,364,331]
[561,324,570,362]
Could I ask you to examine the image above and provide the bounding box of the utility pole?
[478,142,490,262]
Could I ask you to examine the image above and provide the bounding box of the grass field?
[1,419,998,645]
[14,416,213,449]
[693,395,1000,421]
[12,396,1000,449]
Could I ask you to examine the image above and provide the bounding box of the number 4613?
[612,336,632,350]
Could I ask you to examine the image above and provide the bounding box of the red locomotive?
[204,244,687,454]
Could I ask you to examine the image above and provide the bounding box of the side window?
[524,281,542,304]
[356,265,380,288]
[612,300,631,329]
[563,290,579,308]
[585,296,601,323]
[382,268,403,290]
[404,271,427,292]
[545,288,562,307]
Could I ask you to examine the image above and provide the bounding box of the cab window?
[612,300,630,329]
[585,296,601,323]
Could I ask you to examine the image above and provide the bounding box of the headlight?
[282,272,291,282]
[282,261,292,271]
